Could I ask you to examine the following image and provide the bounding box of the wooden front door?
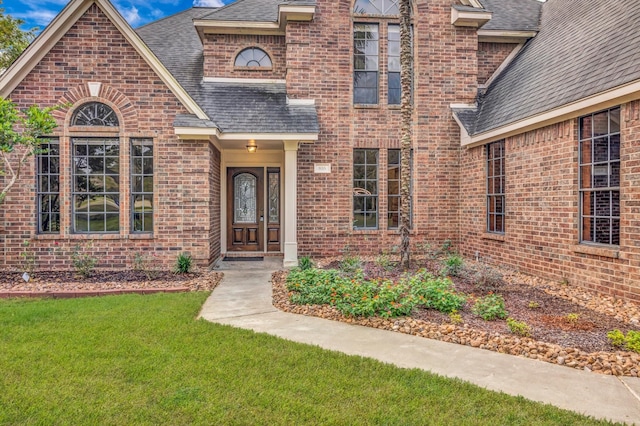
[227,168,264,251]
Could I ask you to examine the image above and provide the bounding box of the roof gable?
[0,0,208,120]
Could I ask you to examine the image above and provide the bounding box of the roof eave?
[451,8,492,28]
[478,30,538,43]
[460,80,640,148]
[0,0,209,121]
[194,4,315,36]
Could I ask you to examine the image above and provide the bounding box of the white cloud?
[119,5,142,26]
[193,0,225,7]
[12,9,59,27]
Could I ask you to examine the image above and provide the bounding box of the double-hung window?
[353,149,379,229]
[579,107,620,245]
[36,138,61,234]
[353,24,379,105]
[131,139,154,233]
[487,140,505,234]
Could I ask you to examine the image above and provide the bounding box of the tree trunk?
[399,0,413,269]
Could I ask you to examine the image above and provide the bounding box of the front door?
[227,168,264,251]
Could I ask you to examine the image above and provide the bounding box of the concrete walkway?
[200,259,640,425]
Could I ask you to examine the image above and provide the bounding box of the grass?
[0,293,611,425]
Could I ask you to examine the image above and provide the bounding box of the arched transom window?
[235,47,272,68]
[72,102,119,127]
[354,0,399,15]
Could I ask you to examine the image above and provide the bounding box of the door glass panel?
[234,173,257,223]
[268,171,280,224]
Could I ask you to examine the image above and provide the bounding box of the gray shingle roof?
[136,7,318,134]
[201,0,281,22]
[199,0,315,23]
[194,82,319,133]
[469,0,640,135]
[479,0,541,31]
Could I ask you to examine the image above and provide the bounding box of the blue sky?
[2,0,236,30]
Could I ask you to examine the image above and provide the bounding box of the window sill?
[129,233,154,240]
[572,244,619,259]
[353,104,380,109]
[482,232,505,242]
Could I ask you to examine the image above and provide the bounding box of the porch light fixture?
[246,139,257,153]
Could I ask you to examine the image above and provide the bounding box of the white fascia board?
[0,0,89,98]
[279,5,316,21]
[218,132,318,141]
[286,97,315,106]
[451,8,492,28]
[97,0,209,120]
[203,77,286,84]
[463,80,640,148]
[175,127,220,138]
[478,30,538,43]
[194,19,283,35]
[450,104,476,147]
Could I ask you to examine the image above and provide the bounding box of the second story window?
[353,24,379,105]
[235,47,272,68]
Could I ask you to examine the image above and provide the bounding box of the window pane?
[593,137,608,163]
[353,149,379,229]
[353,24,379,105]
[610,107,621,133]
[593,111,609,136]
[72,138,119,233]
[234,47,272,67]
[610,134,620,161]
[486,141,505,233]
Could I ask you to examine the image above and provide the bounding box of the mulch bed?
[273,257,640,377]
[0,269,224,297]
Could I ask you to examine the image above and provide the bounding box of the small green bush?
[173,253,193,274]
[441,254,464,277]
[608,329,640,353]
[627,331,640,353]
[472,294,508,321]
[72,242,98,278]
[448,310,463,324]
[298,256,314,271]
[410,274,466,313]
[607,330,626,347]
[507,318,531,337]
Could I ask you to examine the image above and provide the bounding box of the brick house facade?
[2,0,640,302]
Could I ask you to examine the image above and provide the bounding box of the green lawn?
[0,293,611,425]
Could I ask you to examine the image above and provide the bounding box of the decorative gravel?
[272,258,640,377]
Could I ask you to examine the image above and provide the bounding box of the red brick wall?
[209,144,221,263]
[1,4,217,271]
[294,0,478,257]
[459,109,640,302]
[203,34,286,79]
[477,42,517,85]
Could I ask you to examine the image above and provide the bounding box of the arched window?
[234,47,272,68]
[354,0,399,15]
[72,102,119,127]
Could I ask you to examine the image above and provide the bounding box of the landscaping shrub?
[409,273,466,313]
[472,294,508,321]
[72,242,98,278]
[298,256,314,271]
[441,254,464,277]
[507,318,531,337]
[608,329,640,353]
[173,252,193,274]
[287,268,468,318]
